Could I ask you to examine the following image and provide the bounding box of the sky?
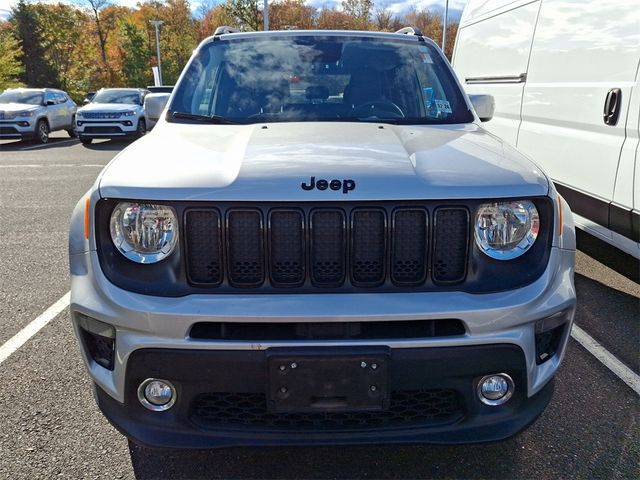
[0,0,466,22]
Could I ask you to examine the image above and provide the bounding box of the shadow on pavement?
[0,137,77,151]
[576,230,639,283]
[81,139,133,151]
[129,440,521,479]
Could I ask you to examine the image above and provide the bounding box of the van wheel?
[79,136,92,145]
[136,119,146,138]
[36,119,49,144]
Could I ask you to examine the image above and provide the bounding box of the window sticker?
[418,46,434,64]
[423,87,434,107]
[434,99,452,114]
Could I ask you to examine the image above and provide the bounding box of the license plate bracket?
[266,348,390,413]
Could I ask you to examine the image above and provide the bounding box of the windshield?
[169,35,474,125]
[0,91,44,105]
[92,90,141,105]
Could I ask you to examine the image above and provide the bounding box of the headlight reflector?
[122,110,136,116]
[109,202,178,263]
[474,200,539,260]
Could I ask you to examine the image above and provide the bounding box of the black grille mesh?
[270,210,304,286]
[351,210,386,285]
[185,210,222,285]
[433,209,469,283]
[227,210,264,286]
[311,210,346,286]
[183,205,471,289]
[392,209,428,285]
[190,389,463,429]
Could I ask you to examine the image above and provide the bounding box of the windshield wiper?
[170,111,239,124]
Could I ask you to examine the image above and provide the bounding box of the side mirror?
[144,93,171,120]
[468,94,495,122]
[83,99,91,105]
[46,100,55,106]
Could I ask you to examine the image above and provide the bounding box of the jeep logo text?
[301,176,356,194]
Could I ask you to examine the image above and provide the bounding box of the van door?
[517,0,640,241]
[452,0,540,146]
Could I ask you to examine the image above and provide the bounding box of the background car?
[75,88,149,145]
[0,88,77,144]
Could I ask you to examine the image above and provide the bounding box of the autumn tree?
[0,22,23,89]
[222,0,261,31]
[199,4,236,39]
[316,8,355,30]
[119,21,152,87]
[341,0,372,30]
[269,0,315,30]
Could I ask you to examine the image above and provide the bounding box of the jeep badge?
[301,176,356,194]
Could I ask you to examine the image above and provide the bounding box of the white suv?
[0,88,76,143]
[75,88,149,145]
[69,29,577,449]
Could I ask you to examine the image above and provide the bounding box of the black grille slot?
[432,208,469,283]
[351,209,386,286]
[79,328,115,370]
[392,209,428,285]
[0,127,19,134]
[227,210,264,287]
[190,389,463,430]
[310,210,346,286]
[269,210,304,286]
[189,319,465,340]
[185,210,222,285]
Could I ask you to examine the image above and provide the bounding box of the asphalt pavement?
[0,133,638,479]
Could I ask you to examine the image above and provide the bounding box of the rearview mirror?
[468,94,495,122]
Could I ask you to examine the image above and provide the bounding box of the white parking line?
[19,139,77,151]
[0,164,104,168]
[0,292,70,365]
[1,292,639,398]
[571,324,640,395]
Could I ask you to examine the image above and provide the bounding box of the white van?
[452,0,640,258]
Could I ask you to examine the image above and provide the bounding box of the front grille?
[84,126,123,134]
[189,319,466,340]
[184,204,470,291]
[0,126,19,134]
[82,112,122,119]
[190,389,463,430]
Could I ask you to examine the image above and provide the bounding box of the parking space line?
[571,324,640,395]
[19,139,77,151]
[0,164,104,168]
[0,292,70,366]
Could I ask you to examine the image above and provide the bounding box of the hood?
[79,103,141,113]
[0,103,40,113]
[98,122,549,201]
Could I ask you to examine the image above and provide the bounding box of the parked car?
[75,88,149,144]
[69,28,577,449]
[452,0,640,258]
[0,88,77,143]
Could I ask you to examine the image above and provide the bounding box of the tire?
[35,119,49,144]
[135,119,146,138]
[67,116,77,138]
[79,136,92,145]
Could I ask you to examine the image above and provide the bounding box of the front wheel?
[67,116,77,138]
[135,119,146,138]
[35,119,49,144]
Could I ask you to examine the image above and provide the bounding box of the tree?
[316,8,355,30]
[119,21,151,87]
[10,0,57,87]
[83,0,111,66]
[0,22,23,89]
[341,0,372,30]
[222,0,261,31]
[269,0,315,30]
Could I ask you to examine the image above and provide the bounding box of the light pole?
[150,20,164,85]
[442,0,449,55]
[263,0,269,31]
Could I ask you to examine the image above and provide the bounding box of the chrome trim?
[137,378,177,412]
[465,74,526,85]
[476,373,515,406]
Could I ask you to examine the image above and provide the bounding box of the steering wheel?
[353,100,405,118]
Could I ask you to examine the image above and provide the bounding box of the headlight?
[76,111,83,118]
[15,110,34,118]
[109,202,179,263]
[122,110,136,116]
[474,200,539,260]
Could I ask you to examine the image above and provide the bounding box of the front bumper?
[0,121,35,139]
[95,344,555,448]
[70,246,575,447]
[76,119,138,138]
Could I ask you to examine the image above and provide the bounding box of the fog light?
[477,373,514,406]
[138,378,176,411]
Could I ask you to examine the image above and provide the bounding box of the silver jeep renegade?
[69,28,577,449]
